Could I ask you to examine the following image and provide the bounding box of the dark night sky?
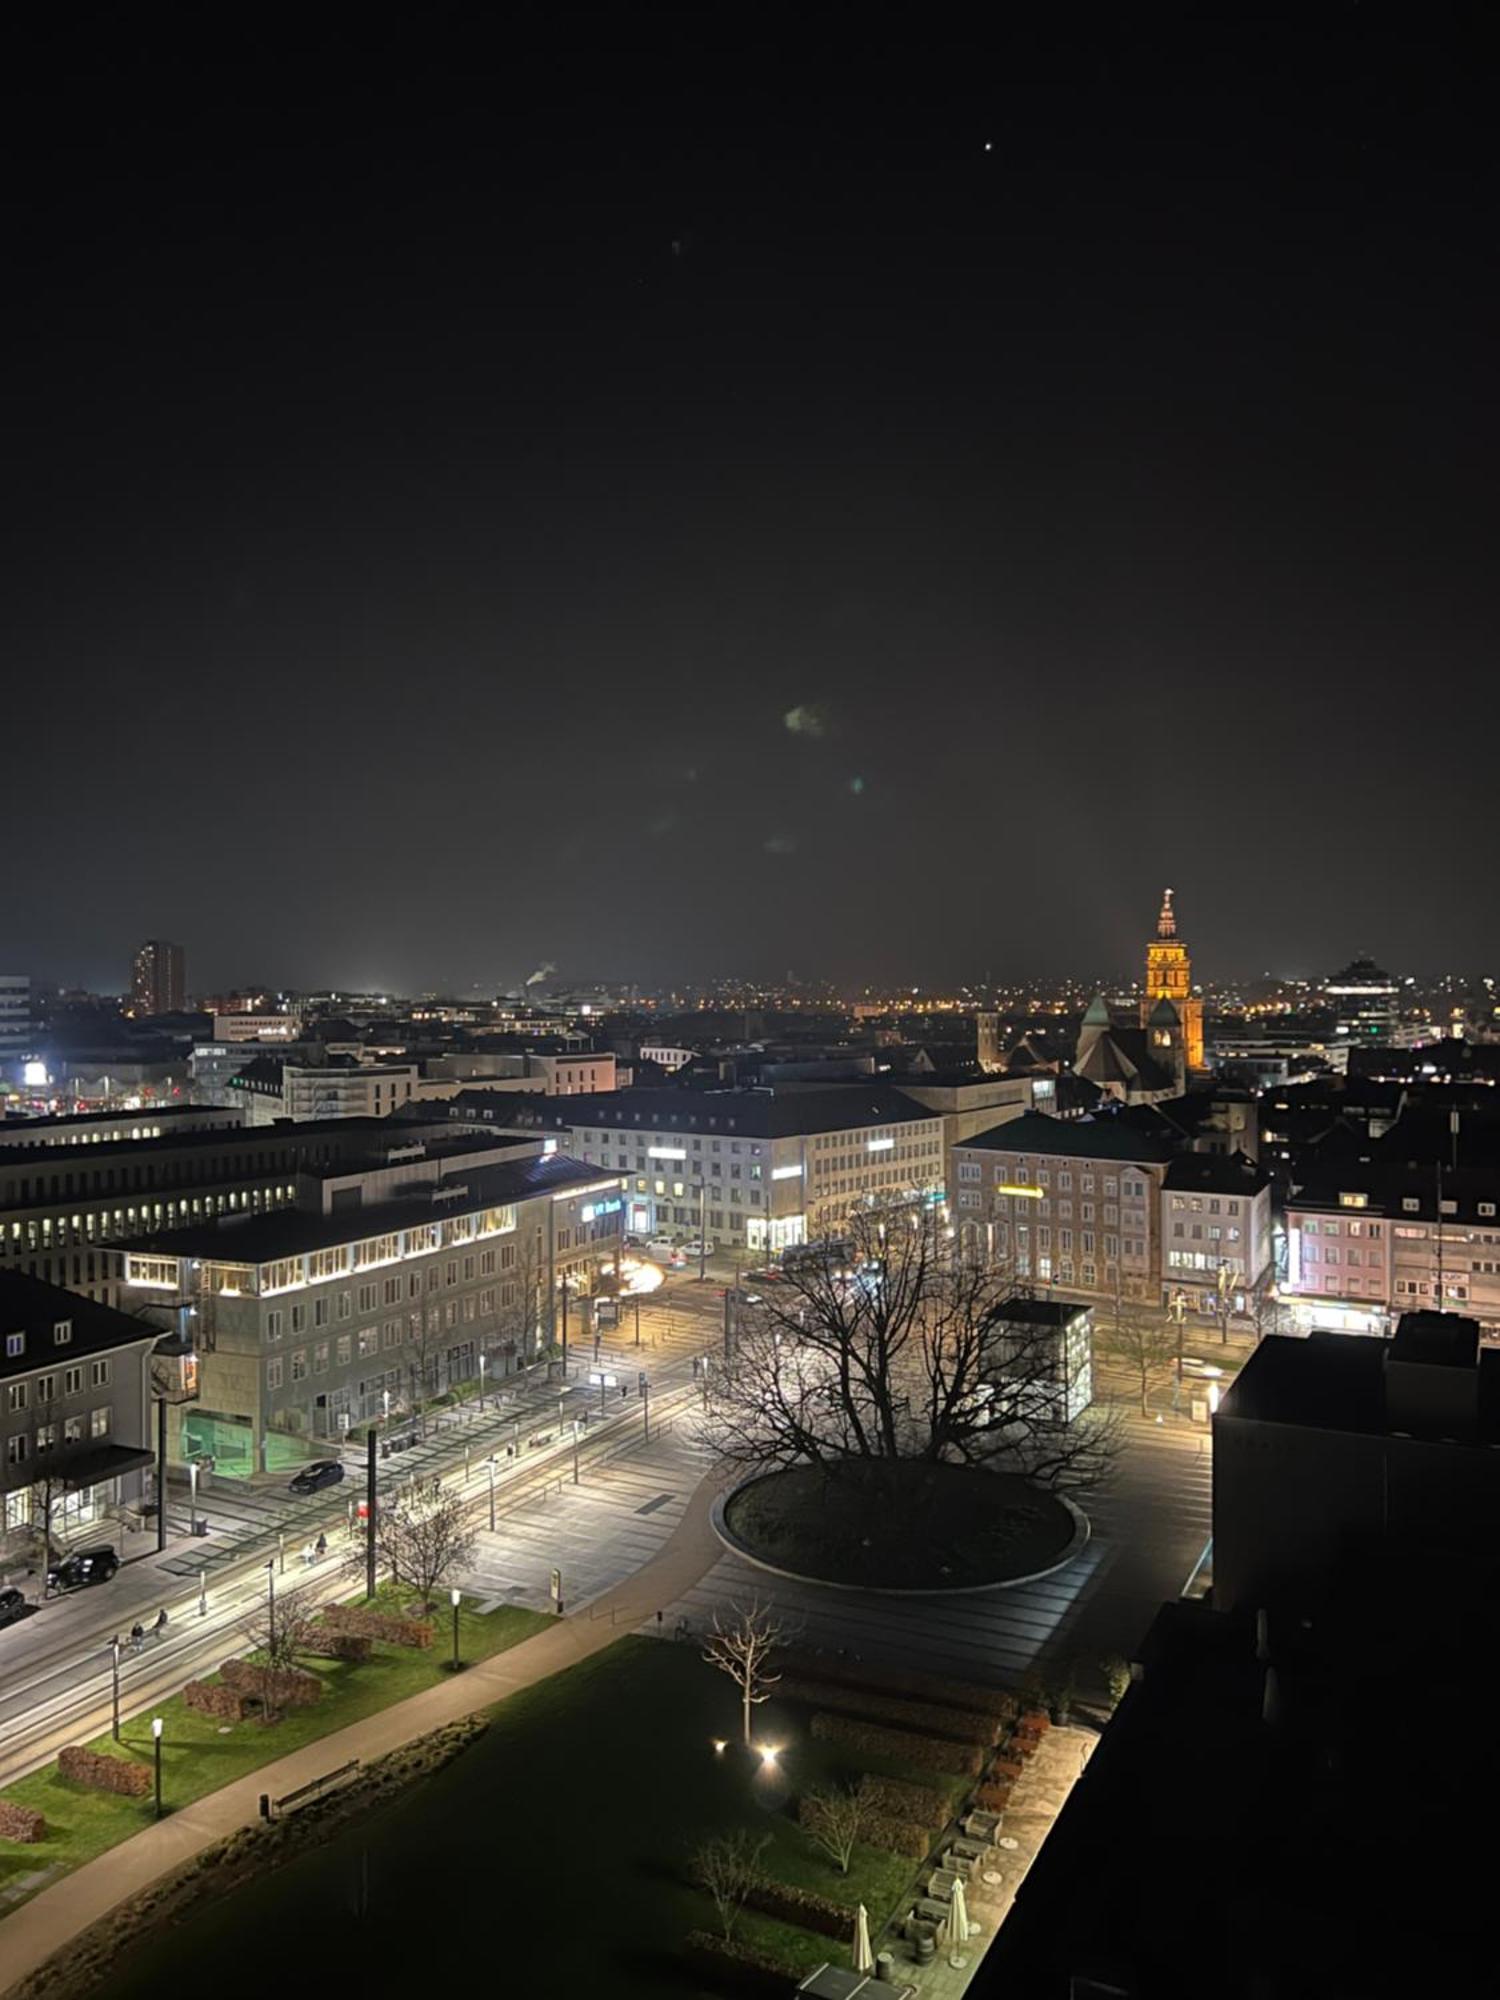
[4,13,1495,994]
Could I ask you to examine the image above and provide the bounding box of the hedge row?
[324,1605,434,1649]
[682,1930,804,1997]
[184,1679,258,1721]
[302,1629,373,1664]
[811,1712,984,1776]
[742,1874,852,1940]
[58,1747,151,1797]
[858,1773,952,1829]
[220,1659,322,1709]
[779,1676,1000,1747]
[0,1801,46,1842]
[793,1792,929,1862]
[774,1647,1017,1719]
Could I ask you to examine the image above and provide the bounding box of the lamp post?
[152,1716,164,1818]
[487,1454,496,1532]
[572,1420,580,1485]
[478,1352,487,1412]
[634,1294,641,1347]
[277,1530,285,1576]
[188,1458,199,1536]
[110,1638,121,1741]
[642,1376,650,1442]
[198,1567,207,1618]
[450,1587,461,1672]
[265,1558,276,1657]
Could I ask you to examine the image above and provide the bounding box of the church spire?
[1157,887,1176,939]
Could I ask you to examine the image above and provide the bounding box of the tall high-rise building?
[1325,955,1399,1044]
[0,975,30,1054]
[130,939,186,1017]
[1141,888,1205,1072]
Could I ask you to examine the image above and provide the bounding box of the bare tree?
[702,1201,1118,1496]
[375,1489,476,1611]
[690,1829,770,1942]
[802,1783,872,1875]
[702,1598,793,1747]
[1102,1294,1180,1415]
[240,1581,318,1722]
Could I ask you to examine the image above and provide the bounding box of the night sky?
[5,16,1494,994]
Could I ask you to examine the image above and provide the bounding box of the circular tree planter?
[713,1460,1088,1595]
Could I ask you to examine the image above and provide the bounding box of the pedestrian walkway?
[0,1460,733,1997]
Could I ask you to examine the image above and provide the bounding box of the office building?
[129,940,186,1018]
[122,1146,621,1469]
[0,976,31,1057]
[1160,1151,1273,1310]
[951,1111,1175,1303]
[1324,954,1400,1048]
[0,1269,159,1557]
[228,1057,422,1124]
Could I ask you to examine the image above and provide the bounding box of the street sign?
[550,1567,562,1605]
[588,1370,617,1388]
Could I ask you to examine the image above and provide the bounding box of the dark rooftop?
[954,1110,1176,1164]
[0,1270,164,1381]
[994,1295,1091,1327]
[1162,1152,1271,1196]
[447,1083,940,1140]
[1219,1325,1500,1442]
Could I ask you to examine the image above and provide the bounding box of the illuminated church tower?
[1142,888,1205,1073]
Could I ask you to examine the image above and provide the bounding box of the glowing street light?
[152,1716,164,1818]
[450,1587,462,1672]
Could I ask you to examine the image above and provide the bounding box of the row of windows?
[5,1357,108,1408]
[4,1320,74,1359]
[6,1406,110,1460]
[265,1287,518,1389]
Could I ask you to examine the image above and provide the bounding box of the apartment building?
[465,1085,947,1254]
[229,1057,422,1124]
[1160,1152,1274,1312]
[122,1149,622,1471]
[1,1269,158,1555]
[1284,1165,1500,1337]
[951,1111,1176,1304]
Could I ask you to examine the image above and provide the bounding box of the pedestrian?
[656,1608,663,1628]
[130,1621,145,1650]
[155,1607,168,1634]
[315,1532,327,1558]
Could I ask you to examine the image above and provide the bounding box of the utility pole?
[723,1286,734,1363]
[365,1428,377,1601]
[698,1182,708,1282]
[155,1397,169,1553]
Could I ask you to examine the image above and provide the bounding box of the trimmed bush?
[58,1746,151,1797]
[774,1648,1017,1719]
[0,1801,46,1842]
[184,1679,258,1721]
[683,1929,804,1996]
[323,1604,434,1649]
[779,1676,1001,1747]
[743,1876,851,1940]
[811,1711,984,1776]
[220,1659,322,1710]
[302,1629,373,1664]
[859,1773,951,1828]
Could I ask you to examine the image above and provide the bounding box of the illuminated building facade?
[129,940,185,1018]
[1141,890,1205,1072]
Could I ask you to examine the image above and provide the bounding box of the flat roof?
[121,1153,614,1264]
[955,1110,1176,1164]
[1220,1327,1500,1441]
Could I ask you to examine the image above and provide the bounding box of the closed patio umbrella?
[853,1901,874,1974]
[944,1877,973,1966]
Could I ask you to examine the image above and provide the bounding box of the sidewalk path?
[0,1464,729,1998]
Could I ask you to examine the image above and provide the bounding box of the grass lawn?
[0,1589,552,1910]
[102,1636,947,1999]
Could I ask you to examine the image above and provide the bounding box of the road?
[0,1273,728,1787]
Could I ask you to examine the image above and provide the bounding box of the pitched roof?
[0,1271,161,1381]
[1163,1151,1270,1196]
[954,1110,1177,1164]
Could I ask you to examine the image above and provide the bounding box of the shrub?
[58,1746,151,1797]
[302,1629,373,1664]
[859,1774,951,1829]
[779,1677,1001,1746]
[862,1812,930,1858]
[0,1801,46,1842]
[774,1648,1016,1719]
[811,1712,984,1776]
[743,1876,851,1940]
[184,1679,258,1721]
[683,1930,804,1996]
[220,1659,323,1709]
[323,1604,434,1649]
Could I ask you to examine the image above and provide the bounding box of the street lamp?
[265,1558,276,1656]
[152,1716,164,1818]
[277,1530,285,1575]
[110,1638,121,1741]
[382,1387,391,1424]
[572,1419,580,1485]
[450,1587,462,1672]
[487,1454,497,1532]
[198,1567,207,1618]
[188,1458,199,1536]
[478,1352,487,1411]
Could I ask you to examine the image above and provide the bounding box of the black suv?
[288,1459,345,1495]
[46,1547,119,1592]
[0,1586,27,1627]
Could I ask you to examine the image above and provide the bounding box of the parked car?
[46,1546,119,1593]
[288,1459,345,1495]
[644,1238,685,1266]
[679,1238,715,1260]
[0,1586,27,1627]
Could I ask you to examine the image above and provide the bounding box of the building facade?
[0,975,31,1058]
[130,940,186,1018]
[1160,1152,1273,1314]
[951,1111,1175,1304]
[229,1058,421,1124]
[122,1150,622,1470]
[1,1270,158,1558]
[1141,889,1205,1073]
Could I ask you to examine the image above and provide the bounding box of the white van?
[645,1238,685,1266]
